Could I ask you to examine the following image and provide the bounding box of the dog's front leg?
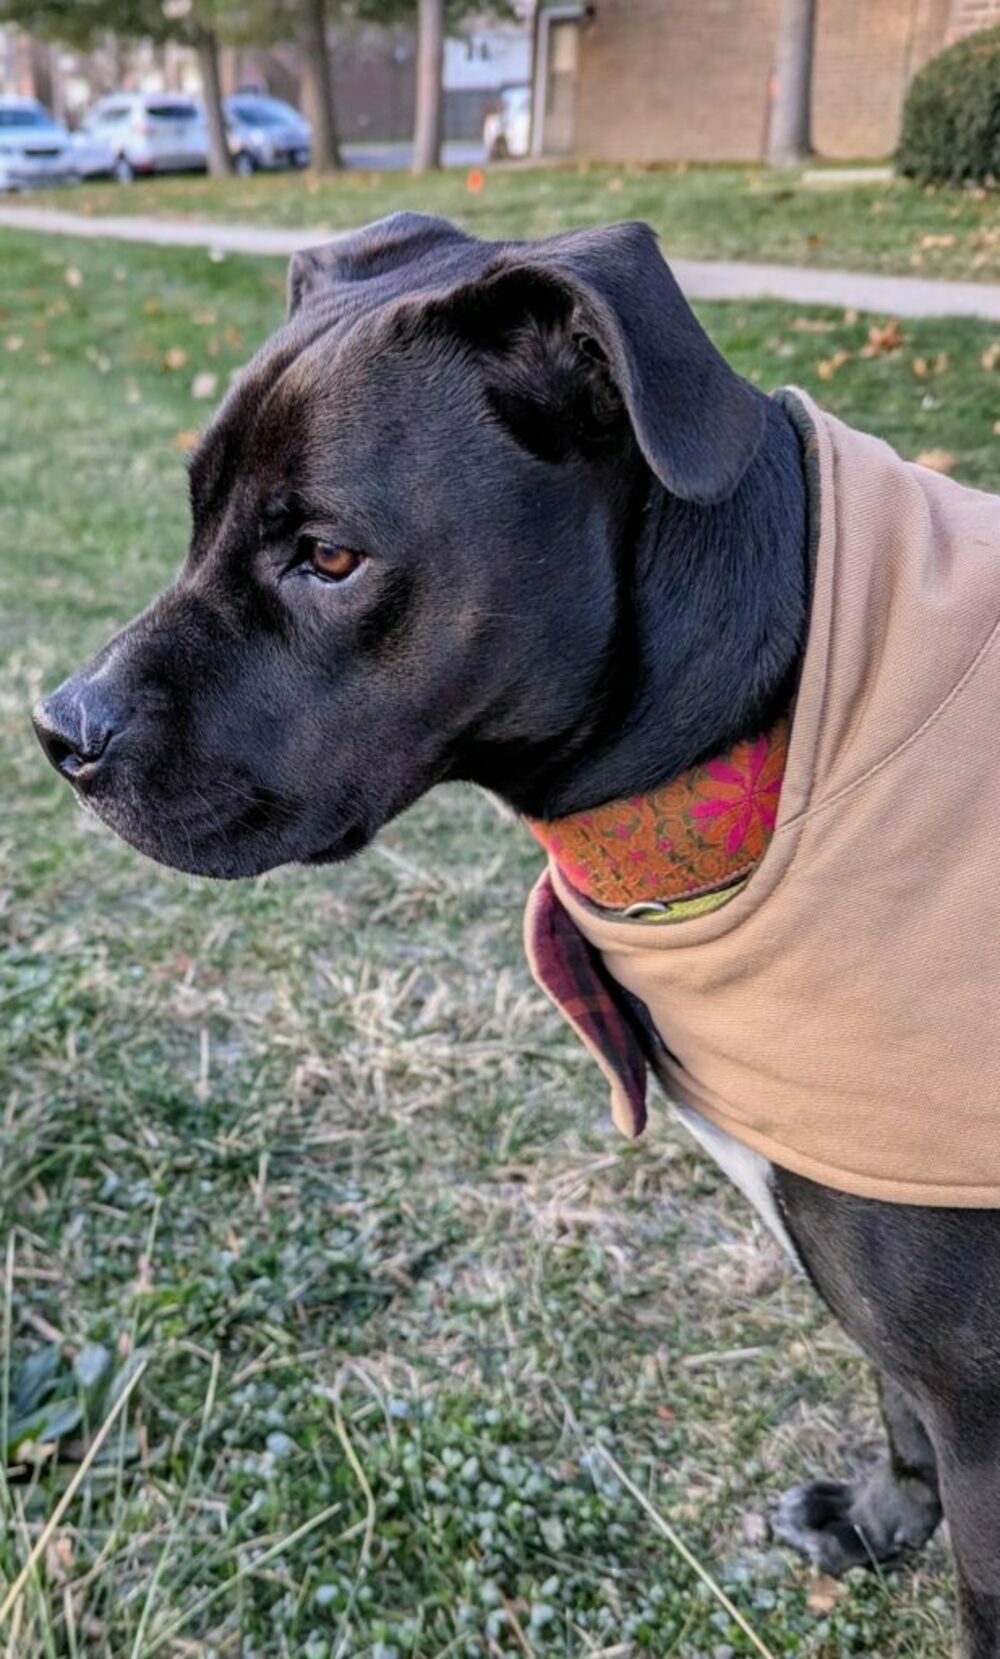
[955,1580,1000,1659]
[771,1371,942,1572]
[925,1414,1000,1659]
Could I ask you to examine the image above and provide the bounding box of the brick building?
[532,0,1000,163]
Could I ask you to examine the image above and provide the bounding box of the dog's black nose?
[32,678,119,784]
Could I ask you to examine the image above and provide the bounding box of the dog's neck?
[492,397,810,821]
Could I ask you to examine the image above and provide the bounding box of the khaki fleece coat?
[528,388,1000,1206]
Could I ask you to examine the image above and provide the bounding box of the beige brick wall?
[571,0,959,164]
[812,0,952,159]
[575,0,779,165]
[947,0,1000,37]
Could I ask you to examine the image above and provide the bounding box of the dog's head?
[33,212,767,877]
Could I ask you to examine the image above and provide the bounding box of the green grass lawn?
[2,225,998,1657]
[29,161,1000,284]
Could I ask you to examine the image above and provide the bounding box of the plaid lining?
[524,870,650,1138]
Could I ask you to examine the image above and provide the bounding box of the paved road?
[342,141,485,171]
[2,202,999,321]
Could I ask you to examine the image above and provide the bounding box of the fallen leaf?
[791,316,835,333]
[64,265,83,288]
[982,342,1000,372]
[915,447,956,473]
[993,420,1000,436]
[920,233,956,249]
[842,308,858,325]
[45,1533,74,1582]
[466,167,485,194]
[191,371,218,400]
[172,430,199,453]
[816,348,851,381]
[15,1437,57,1467]
[807,1573,843,1613]
[913,356,929,378]
[606,176,623,192]
[164,347,189,371]
[859,318,903,358]
[741,1510,768,1547]
[5,335,23,353]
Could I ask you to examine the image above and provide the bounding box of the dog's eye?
[302,539,366,583]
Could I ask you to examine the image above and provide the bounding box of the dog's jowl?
[33,212,1000,1658]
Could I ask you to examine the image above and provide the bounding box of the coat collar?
[524,717,789,914]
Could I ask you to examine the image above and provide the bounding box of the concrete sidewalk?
[0,204,324,257]
[2,202,1000,322]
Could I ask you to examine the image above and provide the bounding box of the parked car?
[67,124,116,180]
[483,83,531,162]
[224,95,311,173]
[79,94,208,182]
[0,98,78,191]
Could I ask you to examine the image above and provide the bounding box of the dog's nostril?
[37,725,91,778]
[46,733,83,777]
[33,697,114,782]
[43,729,76,773]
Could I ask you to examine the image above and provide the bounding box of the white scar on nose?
[82,641,128,757]
[87,641,124,686]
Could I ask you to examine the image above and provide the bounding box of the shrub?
[897,25,1000,187]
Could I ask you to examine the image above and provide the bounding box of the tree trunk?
[298,0,341,172]
[195,27,234,179]
[412,0,445,175]
[767,0,817,169]
[48,43,66,124]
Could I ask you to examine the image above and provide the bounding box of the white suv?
[80,94,208,182]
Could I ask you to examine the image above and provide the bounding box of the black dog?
[32,214,999,1656]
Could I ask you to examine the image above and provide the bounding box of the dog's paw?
[770,1479,890,1576]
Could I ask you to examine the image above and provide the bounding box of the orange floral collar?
[525,717,790,912]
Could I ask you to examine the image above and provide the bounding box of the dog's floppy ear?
[433,261,629,469]
[287,211,473,317]
[451,221,766,506]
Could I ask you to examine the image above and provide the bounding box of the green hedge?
[897,25,1000,186]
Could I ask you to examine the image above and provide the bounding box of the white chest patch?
[672,1102,802,1265]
